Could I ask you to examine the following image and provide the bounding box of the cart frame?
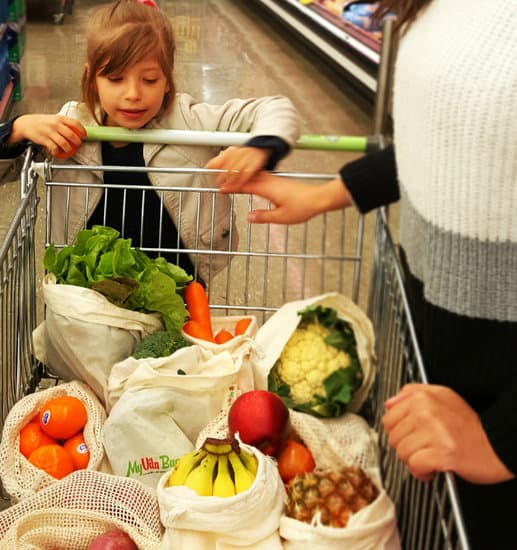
[0,18,470,549]
[0,145,469,548]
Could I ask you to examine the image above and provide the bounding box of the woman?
[222,0,517,546]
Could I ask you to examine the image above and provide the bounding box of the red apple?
[228,390,289,456]
[87,530,137,549]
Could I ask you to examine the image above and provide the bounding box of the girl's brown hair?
[82,0,176,124]
[376,0,433,33]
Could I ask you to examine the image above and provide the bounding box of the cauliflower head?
[268,305,363,417]
[277,323,352,404]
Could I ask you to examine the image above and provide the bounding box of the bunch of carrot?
[182,281,252,344]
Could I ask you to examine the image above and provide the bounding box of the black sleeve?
[244,135,290,170]
[339,144,399,214]
[0,118,30,159]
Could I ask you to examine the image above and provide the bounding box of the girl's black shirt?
[88,141,197,276]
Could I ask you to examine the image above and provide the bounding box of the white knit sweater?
[393,0,517,321]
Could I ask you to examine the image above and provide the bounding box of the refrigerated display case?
[26,0,73,25]
[249,0,383,98]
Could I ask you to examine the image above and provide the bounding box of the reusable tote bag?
[33,273,163,405]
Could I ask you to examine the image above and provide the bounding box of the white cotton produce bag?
[156,443,284,550]
[32,273,163,406]
[103,346,249,489]
[251,292,376,413]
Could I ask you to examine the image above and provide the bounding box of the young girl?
[0,0,300,281]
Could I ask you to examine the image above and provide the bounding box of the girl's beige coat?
[49,94,300,281]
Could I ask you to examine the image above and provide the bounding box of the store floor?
[1,0,382,319]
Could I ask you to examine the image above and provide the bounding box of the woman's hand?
[205,146,269,189]
[220,172,352,225]
[382,384,514,484]
[9,115,86,157]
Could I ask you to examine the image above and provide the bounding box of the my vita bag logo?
[126,454,178,476]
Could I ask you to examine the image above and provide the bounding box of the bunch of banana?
[166,437,258,498]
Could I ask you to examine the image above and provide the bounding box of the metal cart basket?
[0,141,469,548]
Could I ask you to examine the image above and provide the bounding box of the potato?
[87,530,138,549]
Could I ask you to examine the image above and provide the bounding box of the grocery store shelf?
[250,0,380,95]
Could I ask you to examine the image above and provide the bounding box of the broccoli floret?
[133,330,191,359]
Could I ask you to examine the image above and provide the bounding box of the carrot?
[234,317,252,336]
[183,320,215,342]
[214,329,234,344]
[184,281,213,338]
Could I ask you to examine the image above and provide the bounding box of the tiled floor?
[1,0,383,317]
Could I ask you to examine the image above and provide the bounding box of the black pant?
[399,248,517,549]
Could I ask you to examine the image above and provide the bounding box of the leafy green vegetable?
[44,225,192,332]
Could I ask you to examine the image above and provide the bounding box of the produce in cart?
[0,381,106,502]
[268,305,363,417]
[43,225,192,332]
[157,435,285,549]
[87,530,138,549]
[166,436,258,497]
[285,466,379,528]
[20,395,92,479]
[251,293,375,417]
[132,329,191,359]
[227,389,290,456]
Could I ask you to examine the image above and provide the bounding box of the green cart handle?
[84,126,381,153]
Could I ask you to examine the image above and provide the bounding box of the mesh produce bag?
[0,381,106,503]
[280,410,401,550]
[0,469,163,549]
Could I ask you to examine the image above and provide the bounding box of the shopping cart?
[0,132,470,547]
[0,150,40,445]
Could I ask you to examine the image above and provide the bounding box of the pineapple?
[285,466,379,528]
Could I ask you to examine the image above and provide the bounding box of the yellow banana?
[239,449,258,476]
[228,451,256,494]
[167,449,207,487]
[212,454,237,498]
[202,437,234,455]
[183,453,218,496]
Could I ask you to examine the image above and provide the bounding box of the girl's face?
[95,56,169,128]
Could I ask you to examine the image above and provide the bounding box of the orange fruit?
[63,432,90,470]
[277,439,316,484]
[28,444,74,479]
[234,318,252,335]
[39,396,88,439]
[19,420,58,458]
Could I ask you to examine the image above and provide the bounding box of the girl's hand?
[382,384,514,484]
[10,115,86,158]
[205,146,269,190]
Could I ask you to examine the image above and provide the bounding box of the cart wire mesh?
[368,209,470,550]
[0,148,470,548]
